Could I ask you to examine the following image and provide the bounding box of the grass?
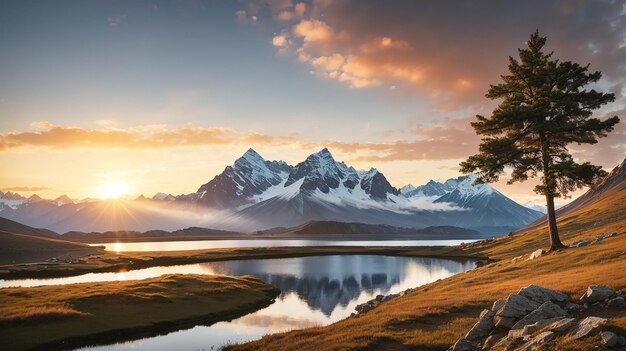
[224,180,626,350]
[0,274,280,351]
[0,231,102,265]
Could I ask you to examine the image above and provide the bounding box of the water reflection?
[91,239,474,252]
[69,255,474,351]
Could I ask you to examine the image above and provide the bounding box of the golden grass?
[226,184,626,351]
[0,274,279,351]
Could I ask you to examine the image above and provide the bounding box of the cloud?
[0,122,298,152]
[240,0,626,109]
[2,186,50,192]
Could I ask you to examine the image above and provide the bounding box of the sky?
[0,0,625,205]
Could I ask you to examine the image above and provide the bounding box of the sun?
[100,181,130,199]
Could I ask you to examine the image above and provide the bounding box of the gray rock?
[565,302,584,313]
[355,303,373,313]
[605,232,618,238]
[583,285,615,303]
[618,335,625,346]
[483,333,506,349]
[526,331,557,347]
[570,239,591,248]
[602,331,618,347]
[519,317,564,336]
[465,309,495,341]
[549,317,577,333]
[492,298,505,312]
[529,249,544,260]
[449,337,472,351]
[568,316,608,340]
[518,285,569,304]
[607,296,625,308]
[375,294,384,301]
[511,301,567,330]
[494,294,541,329]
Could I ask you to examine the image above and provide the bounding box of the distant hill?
[0,231,100,264]
[258,220,486,239]
[63,226,241,242]
[0,217,59,238]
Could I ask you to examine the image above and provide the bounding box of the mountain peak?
[241,148,264,163]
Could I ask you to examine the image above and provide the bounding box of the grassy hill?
[0,231,102,265]
[227,161,626,351]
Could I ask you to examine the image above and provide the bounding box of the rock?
[527,331,557,347]
[518,285,569,305]
[605,232,618,238]
[565,302,584,313]
[375,294,384,301]
[529,249,544,260]
[511,301,567,330]
[549,317,577,333]
[570,239,591,248]
[483,333,506,349]
[465,309,495,341]
[494,294,541,329]
[568,316,608,340]
[449,337,472,351]
[519,317,564,336]
[607,296,625,308]
[602,331,618,347]
[618,335,625,346]
[583,285,615,303]
[355,303,373,314]
[492,299,505,312]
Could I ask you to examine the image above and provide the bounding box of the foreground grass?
[0,274,279,351]
[0,231,101,265]
[225,183,626,350]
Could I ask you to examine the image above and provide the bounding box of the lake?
[0,255,474,350]
[91,239,474,252]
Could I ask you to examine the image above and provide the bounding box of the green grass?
[0,274,279,351]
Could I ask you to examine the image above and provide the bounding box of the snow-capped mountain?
[523,201,547,214]
[0,148,545,234]
[0,191,28,210]
[195,148,292,208]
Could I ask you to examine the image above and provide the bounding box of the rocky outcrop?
[448,285,624,351]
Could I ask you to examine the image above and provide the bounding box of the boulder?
[601,331,618,347]
[618,335,626,346]
[549,317,577,333]
[511,301,567,330]
[494,294,541,329]
[583,285,615,303]
[465,309,495,341]
[518,285,569,305]
[607,296,625,308]
[449,337,472,351]
[519,317,564,336]
[525,331,556,348]
[492,298,505,312]
[375,294,384,301]
[529,249,544,260]
[568,316,608,340]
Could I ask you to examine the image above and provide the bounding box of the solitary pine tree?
[460,31,620,251]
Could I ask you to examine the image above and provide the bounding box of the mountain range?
[0,148,545,234]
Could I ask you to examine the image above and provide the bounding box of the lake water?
[0,255,475,350]
[91,239,474,252]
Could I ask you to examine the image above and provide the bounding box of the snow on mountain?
[523,201,547,214]
[54,195,74,206]
[152,192,176,201]
[195,148,292,208]
[0,191,28,209]
[399,184,415,194]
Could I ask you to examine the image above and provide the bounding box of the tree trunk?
[545,193,565,250]
[539,131,566,251]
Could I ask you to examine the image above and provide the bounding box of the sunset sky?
[1,0,625,204]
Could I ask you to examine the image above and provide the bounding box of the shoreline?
[0,245,490,281]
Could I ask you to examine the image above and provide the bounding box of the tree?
[460,31,620,251]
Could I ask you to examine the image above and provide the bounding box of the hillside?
[0,231,101,265]
[227,159,626,351]
[0,217,59,238]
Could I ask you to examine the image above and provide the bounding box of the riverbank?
[0,245,487,280]
[0,274,280,351]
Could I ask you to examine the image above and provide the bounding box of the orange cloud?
[0,123,297,151]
